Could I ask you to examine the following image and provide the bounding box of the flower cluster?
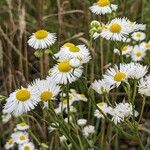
[5,122,35,150]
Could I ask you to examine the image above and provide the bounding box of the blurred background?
[0,0,150,149]
[0,0,150,95]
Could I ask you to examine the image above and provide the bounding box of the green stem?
[137,132,145,150]
[138,97,146,123]
[100,119,105,149]
[66,83,70,124]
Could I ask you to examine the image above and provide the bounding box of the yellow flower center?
[97,102,105,107]
[8,138,13,145]
[145,43,150,49]
[64,42,80,52]
[24,146,30,150]
[58,61,72,72]
[63,98,73,105]
[121,46,128,52]
[136,52,142,57]
[114,72,126,81]
[110,23,122,33]
[64,43,75,48]
[80,94,85,98]
[40,91,53,102]
[63,99,68,105]
[19,135,26,141]
[16,89,31,101]
[35,30,48,39]
[97,0,110,7]
[20,122,27,127]
[136,33,141,38]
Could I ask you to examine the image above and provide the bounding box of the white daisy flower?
[2,112,11,123]
[93,32,101,39]
[94,102,112,118]
[130,22,146,32]
[16,122,29,131]
[110,102,138,124]
[12,131,29,144]
[92,79,114,95]
[89,0,117,15]
[70,92,88,102]
[54,98,75,114]
[103,64,130,87]
[114,45,133,56]
[60,135,67,143]
[4,138,14,149]
[64,116,73,123]
[48,122,59,133]
[127,62,148,80]
[100,18,133,42]
[69,58,82,68]
[138,74,150,96]
[3,86,39,116]
[131,45,146,62]
[113,48,120,55]
[55,43,91,64]
[140,41,150,50]
[131,32,146,41]
[18,142,35,150]
[65,106,77,113]
[82,125,95,137]
[27,29,56,49]
[48,60,83,84]
[77,119,87,126]
[33,78,60,108]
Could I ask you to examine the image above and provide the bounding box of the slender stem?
[137,132,145,150]
[100,119,105,149]
[115,129,119,150]
[105,95,112,106]
[138,97,146,123]
[66,83,70,124]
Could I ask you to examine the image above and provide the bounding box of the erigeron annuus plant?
[1,1,150,150]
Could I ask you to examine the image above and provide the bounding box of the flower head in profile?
[103,63,130,87]
[48,60,83,84]
[2,112,11,123]
[127,62,148,80]
[54,98,75,114]
[3,86,39,116]
[100,17,133,42]
[129,22,146,32]
[55,43,91,65]
[140,41,150,51]
[89,0,117,15]
[16,122,29,131]
[94,102,112,119]
[77,119,87,126]
[114,45,132,56]
[28,29,56,49]
[92,79,114,95]
[5,138,14,149]
[110,101,138,124]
